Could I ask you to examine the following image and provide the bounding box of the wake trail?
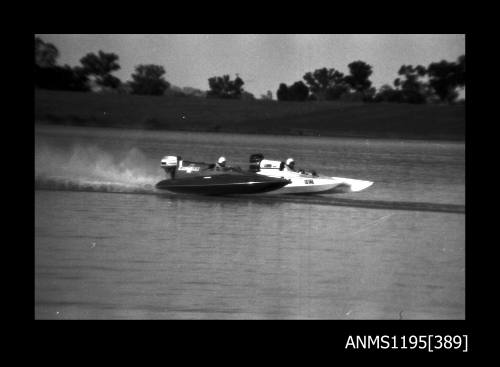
[252,195,465,214]
[35,143,161,194]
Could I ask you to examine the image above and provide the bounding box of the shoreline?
[35,120,465,143]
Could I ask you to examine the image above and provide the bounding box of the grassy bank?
[35,89,465,141]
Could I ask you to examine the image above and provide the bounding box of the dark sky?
[37,34,465,98]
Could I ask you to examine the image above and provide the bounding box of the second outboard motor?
[249,153,264,172]
[259,159,285,170]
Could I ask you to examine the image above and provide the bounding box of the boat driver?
[285,157,310,175]
[285,158,296,172]
[215,156,227,170]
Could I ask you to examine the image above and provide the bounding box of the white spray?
[35,143,161,193]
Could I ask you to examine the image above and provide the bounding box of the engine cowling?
[259,159,283,170]
[161,156,179,167]
[161,155,181,178]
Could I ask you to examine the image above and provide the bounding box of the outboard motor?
[249,153,264,172]
[161,155,181,179]
[259,159,285,171]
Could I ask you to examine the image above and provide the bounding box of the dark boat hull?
[156,173,289,195]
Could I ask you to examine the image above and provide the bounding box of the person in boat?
[215,156,227,170]
[285,157,314,175]
[285,158,296,172]
[212,156,242,172]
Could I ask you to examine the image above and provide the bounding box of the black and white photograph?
[34,34,465,323]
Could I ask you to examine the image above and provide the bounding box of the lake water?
[35,125,465,319]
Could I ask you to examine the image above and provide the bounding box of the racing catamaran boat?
[155,156,290,195]
[248,153,373,195]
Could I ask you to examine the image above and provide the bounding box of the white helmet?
[286,158,294,165]
[218,156,226,164]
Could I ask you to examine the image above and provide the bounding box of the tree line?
[276,57,465,104]
[35,37,173,96]
[35,37,465,104]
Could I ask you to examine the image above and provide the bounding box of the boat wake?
[35,143,159,194]
[252,195,465,214]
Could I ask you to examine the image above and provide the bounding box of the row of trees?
[35,37,465,104]
[35,37,251,98]
[276,57,465,104]
[35,37,171,95]
[277,61,374,102]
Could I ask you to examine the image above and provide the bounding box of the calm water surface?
[35,126,465,319]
